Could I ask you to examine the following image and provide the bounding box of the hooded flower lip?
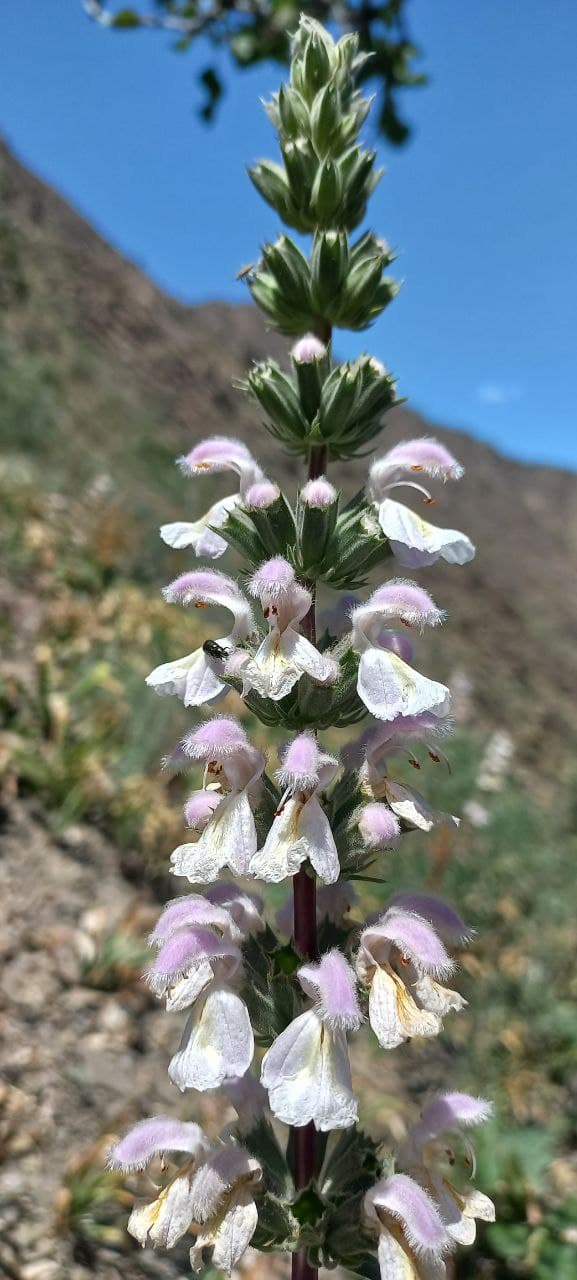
[146,926,241,997]
[370,438,464,488]
[161,436,265,559]
[146,571,255,708]
[351,583,451,723]
[364,1172,451,1276]
[149,895,237,947]
[235,557,338,701]
[109,1116,210,1173]
[388,895,474,949]
[356,908,465,1051]
[368,437,475,569]
[261,951,361,1131]
[170,718,265,884]
[401,1093,495,1247]
[249,732,339,884]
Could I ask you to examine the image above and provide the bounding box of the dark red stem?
[290,443,327,1280]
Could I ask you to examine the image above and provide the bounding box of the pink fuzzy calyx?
[358,802,401,848]
[181,716,248,762]
[298,949,362,1031]
[362,908,455,978]
[364,1173,450,1257]
[109,1116,209,1172]
[291,333,327,363]
[244,481,280,509]
[276,731,337,792]
[300,476,338,508]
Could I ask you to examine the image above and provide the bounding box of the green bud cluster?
[243,352,398,460]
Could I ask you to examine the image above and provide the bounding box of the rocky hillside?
[2,136,577,783]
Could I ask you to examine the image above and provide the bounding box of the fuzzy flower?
[146,570,255,708]
[400,1094,495,1246]
[170,718,265,883]
[291,333,328,363]
[351,582,450,723]
[355,715,459,834]
[232,557,338,701]
[161,436,265,558]
[356,908,466,1050]
[363,1172,451,1280]
[109,1117,211,1251]
[187,1144,262,1274]
[300,476,338,508]
[261,951,362,1131]
[250,732,339,883]
[357,801,401,849]
[368,437,474,569]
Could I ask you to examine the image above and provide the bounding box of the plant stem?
[290,440,327,1280]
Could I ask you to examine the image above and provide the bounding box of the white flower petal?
[377,499,475,568]
[377,1226,420,1279]
[128,1174,194,1249]
[369,967,441,1050]
[384,781,459,833]
[212,1189,259,1273]
[261,1009,357,1131]
[413,976,467,1017]
[171,791,257,884]
[299,796,340,884]
[358,650,451,722]
[250,797,308,882]
[288,631,338,684]
[146,647,227,707]
[169,987,254,1092]
[165,960,214,1012]
[161,496,239,557]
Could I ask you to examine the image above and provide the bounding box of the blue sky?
[2,1,576,469]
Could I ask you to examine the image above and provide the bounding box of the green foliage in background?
[83,0,426,143]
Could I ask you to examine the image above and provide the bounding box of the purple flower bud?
[300,477,338,508]
[291,333,327,363]
[109,1116,209,1171]
[358,802,401,848]
[298,949,363,1031]
[244,480,280,509]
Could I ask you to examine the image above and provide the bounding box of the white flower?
[368,437,475,569]
[146,570,255,708]
[250,732,339,884]
[351,581,450,722]
[169,983,254,1092]
[399,1093,495,1247]
[170,718,265,883]
[162,436,265,560]
[261,951,362,1131]
[356,908,466,1050]
[234,556,338,701]
[188,1145,262,1274]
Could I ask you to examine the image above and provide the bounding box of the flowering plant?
[110,17,494,1280]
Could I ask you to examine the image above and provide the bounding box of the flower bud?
[300,477,337,509]
[245,481,281,509]
[358,802,401,848]
[291,333,327,364]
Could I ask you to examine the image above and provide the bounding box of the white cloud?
[476,381,525,407]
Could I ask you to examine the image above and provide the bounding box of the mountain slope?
[1,136,577,783]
